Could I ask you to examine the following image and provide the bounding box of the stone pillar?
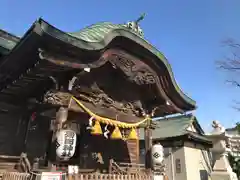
[206,121,238,180]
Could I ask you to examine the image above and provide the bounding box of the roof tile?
[139,115,195,140]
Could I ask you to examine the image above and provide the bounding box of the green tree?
[227,122,240,177]
[228,151,240,177]
[236,122,240,133]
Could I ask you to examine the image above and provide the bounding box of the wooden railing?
[0,155,21,173]
[0,153,31,173]
[1,160,151,180]
[118,163,145,174]
[70,174,152,180]
[2,172,30,180]
[109,160,146,175]
[1,172,153,180]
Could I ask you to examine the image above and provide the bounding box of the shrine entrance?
[78,124,130,172]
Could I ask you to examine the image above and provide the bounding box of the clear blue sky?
[1,0,240,131]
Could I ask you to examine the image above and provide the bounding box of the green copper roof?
[67,22,195,107]
[0,29,20,55]
[69,22,143,42]
[0,37,17,50]
[139,115,205,140]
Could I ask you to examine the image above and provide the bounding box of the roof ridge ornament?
[135,13,146,24]
[124,13,146,37]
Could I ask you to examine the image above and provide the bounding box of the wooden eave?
[0,18,196,115]
[152,133,213,148]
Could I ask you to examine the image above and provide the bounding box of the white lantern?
[56,129,77,160]
[152,143,164,165]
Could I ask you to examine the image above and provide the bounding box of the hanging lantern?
[110,126,122,139]
[91,121,103,135]
[56,129,77,161]
[127,128,138,140]
[152,143,164,165]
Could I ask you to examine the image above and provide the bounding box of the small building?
[139,114,213,180]
[226,127,240,157]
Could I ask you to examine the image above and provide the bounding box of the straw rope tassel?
[128,128,138,140]
[110,126,122,139]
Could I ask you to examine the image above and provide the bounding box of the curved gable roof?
[68,22,196,108]
[0,18,196,112]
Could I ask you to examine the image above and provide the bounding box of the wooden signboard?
[41,172,63,180]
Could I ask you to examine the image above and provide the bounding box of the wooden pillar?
[144,117,152,172]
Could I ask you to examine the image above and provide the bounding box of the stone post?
[206,121,238,180]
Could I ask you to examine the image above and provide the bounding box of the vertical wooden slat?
[2,172,30,180]
[126,140,139,163]
[1,172,153,180]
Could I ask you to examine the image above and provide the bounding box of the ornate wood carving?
[43,90,143,123]
[106,51,156,85]
[44,91,71,107]
[41,48,180,119]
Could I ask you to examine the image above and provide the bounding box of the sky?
[0,0,240,131]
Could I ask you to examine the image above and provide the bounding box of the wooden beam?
[43,91,144,123]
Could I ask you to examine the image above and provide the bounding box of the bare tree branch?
[217,38,240,76]
[230,100,240,112]
[226,80,240,87]
[217,38,240,110]
[232,105,240,112]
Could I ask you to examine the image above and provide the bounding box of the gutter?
[170,148,175,180]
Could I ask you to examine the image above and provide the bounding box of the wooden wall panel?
[25,115,50,160]
[0,113,25,156]
[126,140,139,164]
